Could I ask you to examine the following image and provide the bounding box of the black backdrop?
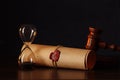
[7,0,120,57]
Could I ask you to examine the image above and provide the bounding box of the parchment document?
[20,44,96,70]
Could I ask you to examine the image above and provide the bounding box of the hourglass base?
[18,62,36,70]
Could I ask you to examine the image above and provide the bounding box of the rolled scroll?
[19,44,96,70]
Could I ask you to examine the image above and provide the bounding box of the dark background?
[7,0,120,61]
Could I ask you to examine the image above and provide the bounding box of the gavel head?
[85,27,120,52]
[85,27,102,51]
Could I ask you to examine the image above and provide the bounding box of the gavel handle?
[98,41,120,52]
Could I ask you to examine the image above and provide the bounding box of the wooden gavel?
[85,27,120,52]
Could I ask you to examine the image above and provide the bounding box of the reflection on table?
[18,67,95,80]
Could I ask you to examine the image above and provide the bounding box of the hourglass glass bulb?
[19,24,37,45]
[18,24,37,70]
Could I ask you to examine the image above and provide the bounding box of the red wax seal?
[50,49,61,62]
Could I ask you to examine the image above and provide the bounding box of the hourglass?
[18,24,37,70]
